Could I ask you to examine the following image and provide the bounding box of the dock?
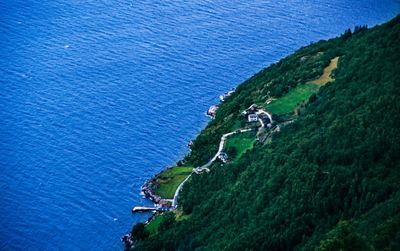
[132,206,157,213]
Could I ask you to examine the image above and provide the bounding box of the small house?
[248,113,258,122]
[218,152,228,163]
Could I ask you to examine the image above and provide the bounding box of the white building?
[248,113,258,122]
[218,152,228,163]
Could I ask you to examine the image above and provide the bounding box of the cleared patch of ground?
[266,84,320,115]
[266,57,339,114]
[309,56,339,85]
[154,166,193,199]
[224,131,256,160]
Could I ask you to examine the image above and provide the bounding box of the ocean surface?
[0,0,398,250]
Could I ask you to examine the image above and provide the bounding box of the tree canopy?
[132,15,400,251]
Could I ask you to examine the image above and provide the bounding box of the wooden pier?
[132,206,157,213]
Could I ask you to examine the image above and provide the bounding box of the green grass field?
[225,132,256,160]
[266,57,339,115]
[154,166,192,199]
[266,83,319,115]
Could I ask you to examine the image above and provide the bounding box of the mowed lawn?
[225,132,256,160]
[154,166,192,199]
[266,83,319,115]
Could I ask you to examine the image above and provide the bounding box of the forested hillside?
[132,15,400,251]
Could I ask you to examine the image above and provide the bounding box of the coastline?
[124,54,340,246]
[124,101,276,248]
[136,89,238,210]
[121,16,400,249]
[123,90,237,246]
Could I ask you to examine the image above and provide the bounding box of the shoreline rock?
[141,176,162,204]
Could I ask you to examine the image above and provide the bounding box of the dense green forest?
[131,16,400,250]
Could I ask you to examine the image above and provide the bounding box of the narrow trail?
[200,129,252,170]
[172,174,191,207]
[171,58,337,208]
[172,110,273,208]
[172,130,247,207]
[257,109,272,122]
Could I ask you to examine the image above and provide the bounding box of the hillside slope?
[133,16,400,251]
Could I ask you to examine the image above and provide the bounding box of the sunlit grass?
[154,166,192,199]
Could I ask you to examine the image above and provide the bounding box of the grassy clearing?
[309,56,339,85]
[154,166,192,199]
[266,57,339,115]
[266,84,320,115]
[225,132,256,160]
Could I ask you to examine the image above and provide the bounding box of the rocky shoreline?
[123,89,236,248]
[122,176,167,249]
[141,165,181,206]
[137,88,237,207]
[141,176,162,204]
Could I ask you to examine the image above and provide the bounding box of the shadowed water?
[0,0,399,250]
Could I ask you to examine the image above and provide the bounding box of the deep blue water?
[0,0,398,250]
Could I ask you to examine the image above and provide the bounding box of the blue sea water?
[0,0,398,250]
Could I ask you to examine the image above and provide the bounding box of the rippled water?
[0,0,398,250]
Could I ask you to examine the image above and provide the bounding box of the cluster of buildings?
[241,104,272,126]
[242,104,259,122]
